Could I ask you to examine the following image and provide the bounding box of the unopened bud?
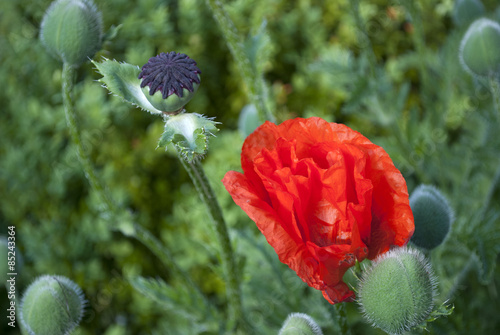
[453,0,485,27]
[40,0,103,67]
[357,247,437,335]
[459,18,500,77]
[20,275,86,335]
[410,185,453,250]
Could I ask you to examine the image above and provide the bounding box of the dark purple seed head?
[138,52,201,99]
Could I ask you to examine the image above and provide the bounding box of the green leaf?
[157,113,219,162]
[92,58,162,114]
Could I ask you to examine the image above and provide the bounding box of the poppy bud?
[278,313,324,335]
[40,0,102,67]
[410,185,453,250]
[459,18,500,77]
[238,104,261,138]
[20,275,86,335]
[452,0,485,27]
[358,247,437,335]
[138,52,201,113]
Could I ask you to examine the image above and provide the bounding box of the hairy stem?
[62,63,116,214]
[177,151,244,331]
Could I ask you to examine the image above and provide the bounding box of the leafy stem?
[176,149,245,331]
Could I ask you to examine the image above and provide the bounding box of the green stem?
[62,63,116,214]
[177,151,243,331]
[62,62,214,318]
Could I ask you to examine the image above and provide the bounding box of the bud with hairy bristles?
[459,18,500,77]
[278,313,324,335]
[357,247,437,335]
[40,0,102,67]
[20,275,86,335]
[410,185,453,250]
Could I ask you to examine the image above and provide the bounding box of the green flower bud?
[40,0,102,67]
[278,313,324,335]
[238,104,262,138]
[453,0,485,27]
[459,18,500,77]
[358,247,437,335]
[410,185,453,250]
[138,52,201,113]
[20,275,86,335]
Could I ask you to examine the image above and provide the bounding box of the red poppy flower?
[222,117,414,304]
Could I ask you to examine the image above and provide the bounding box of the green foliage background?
[1,0,500,334]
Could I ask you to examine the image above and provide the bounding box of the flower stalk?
[177,149,243,331]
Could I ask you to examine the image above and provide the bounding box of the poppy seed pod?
[358,247,437,335]
[40,0,102,67]
[20,275,86,335]
[278,313,324,335]
[410,185,453,250]
[459,18,500,77]
[452,0,485,27]
[138,52,201,113]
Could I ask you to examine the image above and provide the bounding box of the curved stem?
[177,151,244,331]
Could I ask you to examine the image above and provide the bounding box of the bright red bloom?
[222,117,414,304]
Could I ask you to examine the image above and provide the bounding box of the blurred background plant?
[1,0,499,334]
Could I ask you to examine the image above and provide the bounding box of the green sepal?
[92,58,163,114]
[158,113,219,162]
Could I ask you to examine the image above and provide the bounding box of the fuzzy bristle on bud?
[20,275,86,335]
[278,313,324,335]
[410,185,453,250]
[40,0,102,66]
[357,247,437,335]
[459,18,500,77]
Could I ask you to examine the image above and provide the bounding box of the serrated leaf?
[158,113,219,161]
[92,58,162,114]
